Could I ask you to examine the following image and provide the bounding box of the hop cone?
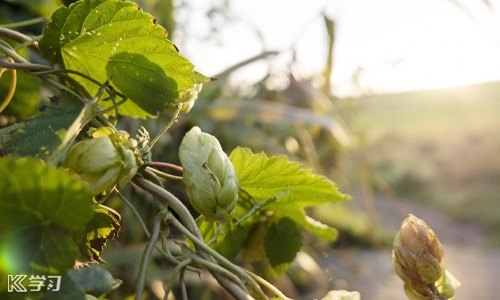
[392,214,460,300]
[179,126,239,223]
[63,127,140,195]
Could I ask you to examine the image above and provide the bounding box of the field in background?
[340,80,500,247]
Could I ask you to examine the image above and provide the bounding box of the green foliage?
[38,0,210,118]
[0,0,352,298]
[2,91,92,163]
[75,206,121,262]
[230,147,348,239]
[264,218,302,273]
[0,158,94,278]
[199,147,346,274]
[66,265,122,297]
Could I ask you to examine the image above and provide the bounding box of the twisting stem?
[0,57,16,113]
[132,176,259,299]
[167,213,264,300]
[135,216,161,300]
[132,175,200,237]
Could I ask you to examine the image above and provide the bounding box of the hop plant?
[179,126,239,223]
[62,127,141,196]
[392,214,460,300]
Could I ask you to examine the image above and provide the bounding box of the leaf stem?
[149,105,182,149]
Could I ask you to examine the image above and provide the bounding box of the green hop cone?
[63,127,141,196]
[179,126,239,223]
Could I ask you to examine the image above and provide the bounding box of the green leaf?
[230,147,348,240]
[265,218,302,274]
[38,0,211,118]
[67,264,122,297]
[198,219,255,260]
[75,205,121,262]
[2,91,94,164]
[0,157,95,277]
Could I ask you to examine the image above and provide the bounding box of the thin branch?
[149,161,184,174]
[135,216,161,300]
[146,166,183,181]
[0,26,41,54]
[149,105,182,149]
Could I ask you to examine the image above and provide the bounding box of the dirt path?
[316,194,500,300]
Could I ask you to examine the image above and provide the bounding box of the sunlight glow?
[181,0,500,97]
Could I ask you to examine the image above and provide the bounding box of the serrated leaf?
[75,205,120,262]
[230,147,348,240]
[264,218,302,274]
[2,91,93,164]
[0,157,95,276]
[38,0,211,118]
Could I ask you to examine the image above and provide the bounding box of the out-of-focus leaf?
[67,264,122,297]
[0,157,94,278]
[8,0,63,17]
[38,0,211,118]
[193,100,351,145]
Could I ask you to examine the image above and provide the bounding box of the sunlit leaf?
[230,147,348,240]
[75,205,121,263]
[38,0,211,118]
[0,157,95,277]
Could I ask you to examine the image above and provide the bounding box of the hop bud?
[179,126,239,223]
[63,127,141,195]
[393,214,448,300]
[166,83,203,113]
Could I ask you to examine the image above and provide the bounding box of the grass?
[339,80,500,247]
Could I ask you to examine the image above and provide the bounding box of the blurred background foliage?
[2,0,500,298]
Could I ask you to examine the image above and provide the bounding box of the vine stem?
[146,166,183,181]
[149,161,183,174]
[0,57,16,113]
[135,216,161,300]
[132,175,265,300]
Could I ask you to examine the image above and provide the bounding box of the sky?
[176,0,500,97]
